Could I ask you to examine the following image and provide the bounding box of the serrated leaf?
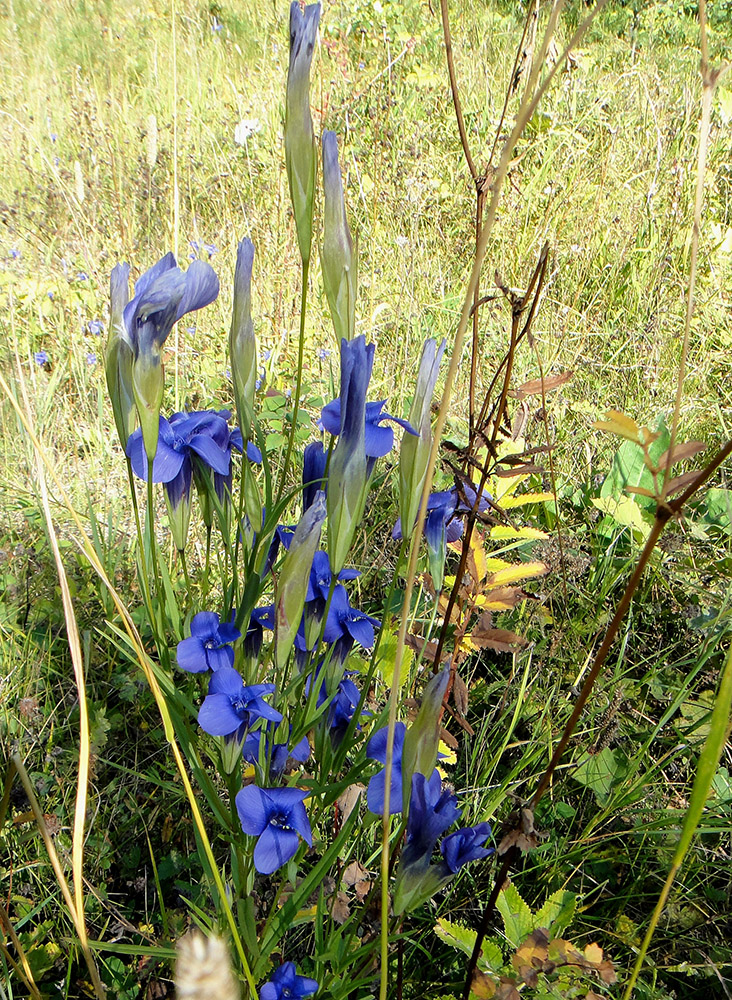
[489,526,548,540]
[534,890,577,937]
[487,561,548,586]
[500,492,554,508]
[496,884,533,947]
[435,917,477,958]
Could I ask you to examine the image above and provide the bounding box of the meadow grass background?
[2,0,732,996]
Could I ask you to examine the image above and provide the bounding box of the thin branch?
[439,0,477,181]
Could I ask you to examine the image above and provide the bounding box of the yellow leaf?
[489,526,548,540]
[485,557,511,571]
[500,492,554,508]
[488,562,548,587]
[593,409,642,442]
[438,740,457,767]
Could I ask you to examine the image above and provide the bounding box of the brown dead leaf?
[510,370,574,399]
[404,633,440,663]
[495,979,521,1000]
[470,969,496,998]
[480,587,528,611]
[336,783,364,824]
[657,440,707,468]
[469,627,527,653]
[330,891,350,924]
[440,726,460,750]
[665,470,701,496]
[342,861,371,901]
[497,807,547,855]
[453,671,469,717]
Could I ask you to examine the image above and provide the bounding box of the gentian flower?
[176,611,241,673]
[302,441,327,510]
[312,671,364,746]
[439,822,493,873]
[326,335,373,573]
[198,666,282,736]
[275,492,326,670]
[321,399,417,477]
[399,338,445,541]
[88,319,103,335]
[235,785,312,874]
[366,721,406,815]
[241,729,310,776]
[285,2,320,264]
[118,253,219,461]
[320,584,380,662]
[260,962,318,1000]
[305,551,359,603]
[34,351,49,366]
[243,605,275,661]
[401,770,461,872]
[229,239,256,440]
[321,130,356,342]
[126,410,231,550]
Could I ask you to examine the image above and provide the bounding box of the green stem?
[277,259,310,503]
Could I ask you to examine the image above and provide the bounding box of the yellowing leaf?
[438,740,457,767]
[594,409,642,442]
[591,496,651,540]
[489,526,548,541]
[485,557,511,572]
[487,562,548,587]
[500,492,554,508]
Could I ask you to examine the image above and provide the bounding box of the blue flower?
[88,319,103,335]
[321,399,417,475]
[34,350,49,366]
[241,729,310,776]
[177,611,241,673]
[198,666,282,736]
[10,247,20,260]
[76,271,89,281]
[402,770,461,872]
[119,253,219,458]
[440,822,493,873]
[366,722,406,815]
[260,962,318,1000]
[126,410,231,490]
[312,671,364,745]
[86,352,97,366]
[302,441,327,510]
[305,551,360,603]
[243,605,275,660]
[316,346,331,360]
[235,785,312,874]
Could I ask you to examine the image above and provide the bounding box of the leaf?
[487,561,548,586]
[665,470,701,496]
[377,630,414,688]
[489,525,548,541]
[593,409,643,443]
[534,890,577,937]
[470,969,496,998]
[500,492,554,508]
[591,496,651,540]
[467,627,527,653]
[511,371,574,399]
[573,747,627,804]
[476,587,528,611]
[600,418,670,508]
[435,918,477,958]
[656,440,707,468]
[496,884,533,948]
[336,783,364,823]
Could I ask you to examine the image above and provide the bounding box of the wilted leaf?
[330,891,350,924]
[665,470,701,496]
[470,969,496,998]
[497,807,546,855]
[494,980,521,1000]
[477,587,528,611]
[336,783,364,823]
[453,671,469,716]
[511,370,574,399]
[624,485,655,498]
[657,440,707,468]
[469,628,527,653]
[440,729,460,751]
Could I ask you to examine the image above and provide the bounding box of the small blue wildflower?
[198,666,282,736]
[321,397,417,476]
[86,352,97,366]
[10,247,20,260]
[260,962,318,1000]
[316,347,331,360]
[235,785,312,874]
[366,722,407,815]
[402,770,461,872]
[261,348,272,361]
[241,729,310,776]
[47,291,54,300]
[34,350,49,366]
[76,271,89,281]
[203,242,218,257]
[185,325,196,334]
[243,605,275,660]
[284,388,292,399]
[88,319,103,335]
[255,378,262,391]
[305,550,360,602]
[211,16,223,32]
[440,823,493,873]
[53,156,60,167]
[177,611,241,673]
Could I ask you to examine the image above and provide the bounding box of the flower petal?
[235,785,271,836]
[175,259,220,320]
[208,666,245,698]
[254,824,300,874]
[197,693,243,736]
[176,636,208,673]
[189,433,231,476]
[363,420,393,458]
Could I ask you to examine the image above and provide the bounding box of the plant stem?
[277,258,310,503]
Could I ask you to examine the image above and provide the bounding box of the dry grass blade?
[0,899,43,1000]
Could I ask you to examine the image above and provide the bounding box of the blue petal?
[190,611,221,639]
[205,645,235,672]
[208,666,245,697]
[366,767,402,815]
[254,824,299,874]
[345,615,376,648]
[320,399,341,436]
[176,636,208,673]
[189,433,231,475]
[235,785,270,836]
[175,259,220,320]
[197,693,243,735]
[133,252,177,299]
[363,421,394,458]
[366,721,406,764]
[287,798,313,846]
[247,441,263,463]
[217,620,241,644]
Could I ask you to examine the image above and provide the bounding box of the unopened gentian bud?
[401,667,449,811]
[321,131,357,341]
[399,338,445,541]
[327,336,374,572]
[275,491,326,669]
[229,239,256,440]
[302,441,327,510]
[285,2,320,265]
[105,263,135,449]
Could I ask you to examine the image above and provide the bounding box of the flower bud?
[229,239,256,440]
[321,131,356,341]
[401,667,449,809]
[285,3,320,265]
[275,491,326,669]
[399,338,445,542]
